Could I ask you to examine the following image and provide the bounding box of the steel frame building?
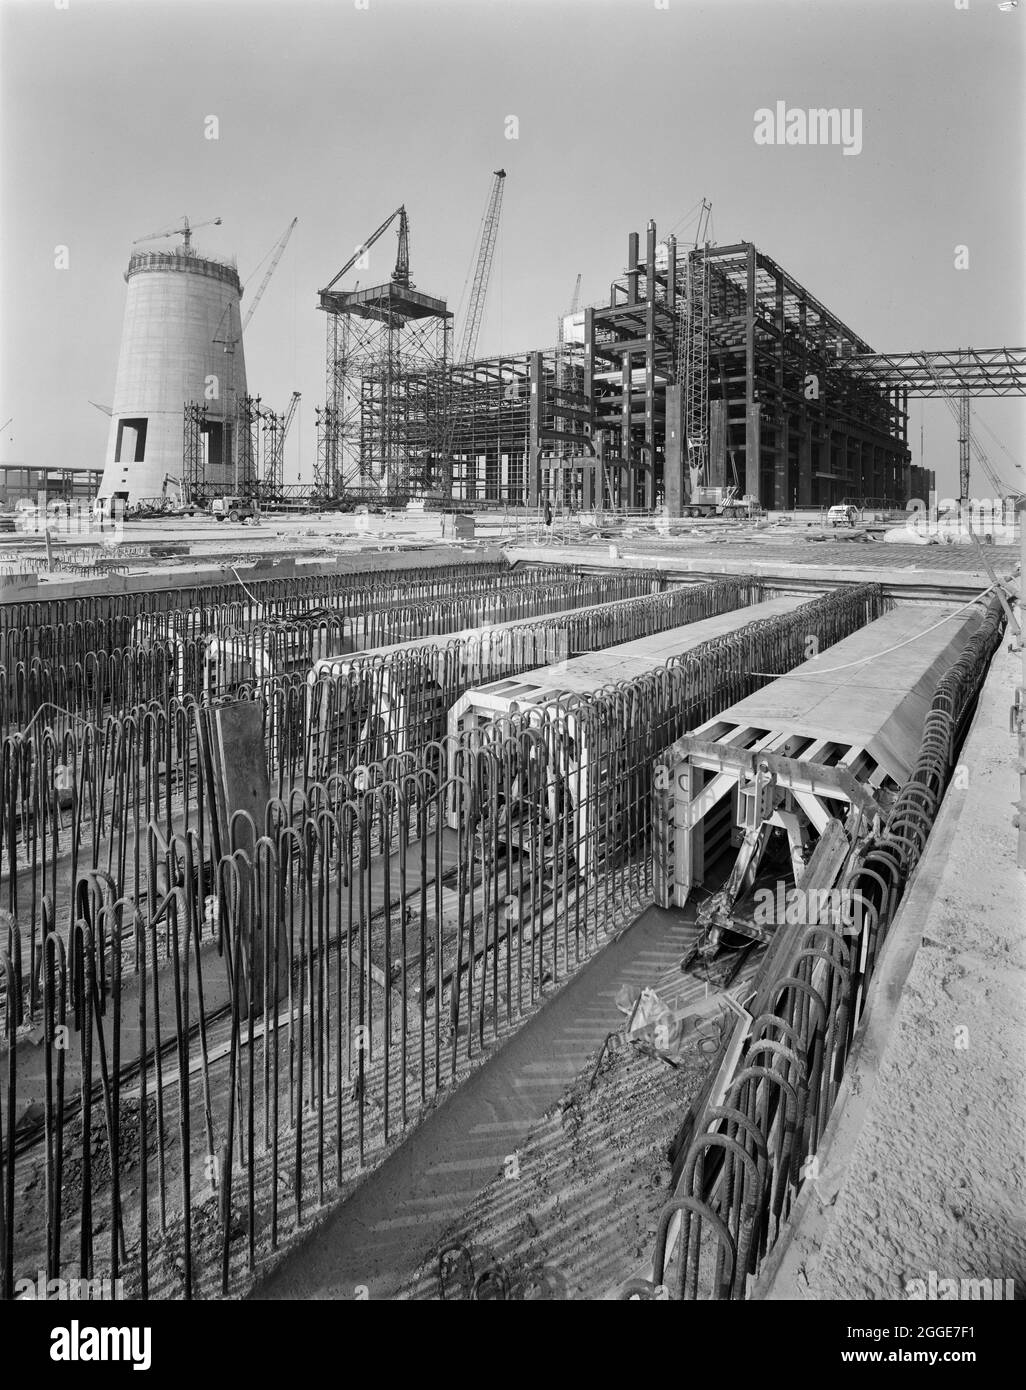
[316,217,947,512]
[584,222,923,513]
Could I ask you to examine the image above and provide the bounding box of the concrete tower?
[99,245,247,504]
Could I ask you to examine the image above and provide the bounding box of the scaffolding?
[236,393,261,491]
[261,392,300,498]
[319,281,451,501]
[182,402,208,504]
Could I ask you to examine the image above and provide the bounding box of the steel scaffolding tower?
[261,391,300,497]
[182,402,208,504]
[236,393,261,491]
[318,207,451,499]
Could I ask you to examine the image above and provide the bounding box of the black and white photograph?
[0,0,1023,1356]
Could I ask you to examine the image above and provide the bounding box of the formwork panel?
[455,594,809,713]
[702,603,982,786]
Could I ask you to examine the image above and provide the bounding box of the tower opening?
[115,417,148,463]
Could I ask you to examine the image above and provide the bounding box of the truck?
[210,495,260,524]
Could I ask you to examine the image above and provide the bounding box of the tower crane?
[320,206,411,294]
[133,215,222,254]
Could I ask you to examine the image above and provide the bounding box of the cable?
[974,412,1024,476]
[229,564,266,612]
[668,200,703,238]
[748,583,1008,679]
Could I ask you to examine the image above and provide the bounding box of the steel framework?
[317,209,451,499]
[590,229,920,514]
[182,401,208,504]
[261,391,300,496]
[236,392,261,490]
[309,214,1026,512]
[843,346,1026,396]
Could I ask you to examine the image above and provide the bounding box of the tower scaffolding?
[318,207,451,501]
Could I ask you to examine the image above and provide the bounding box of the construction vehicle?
[684,484,764,519]
[160,474,196,516]
[210,494,260,524]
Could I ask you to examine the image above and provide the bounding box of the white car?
[827,504,858,527]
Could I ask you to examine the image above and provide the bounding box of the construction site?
[1,0,1024,1333]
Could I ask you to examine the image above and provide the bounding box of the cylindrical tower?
[98,247,248,504]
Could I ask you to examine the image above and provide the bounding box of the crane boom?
[241,217,298,333]
[283,390,300,435]
[133,215,222,252]
[693,198,712,250]
[321,206,408,293]
[457,170,506,364]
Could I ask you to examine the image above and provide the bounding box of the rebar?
[642,594,1005,1300]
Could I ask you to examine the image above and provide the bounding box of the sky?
[1,0,1023,498]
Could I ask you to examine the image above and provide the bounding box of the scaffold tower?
[317,206,451,499]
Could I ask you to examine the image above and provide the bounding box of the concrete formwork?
[655,602,989,920]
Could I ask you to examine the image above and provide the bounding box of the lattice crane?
[456,171,506,365]
[436,172,507,495]
[676,199,712,499]
[242,217,298,332]
[211,217,299,491]
[321,206,411,293]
